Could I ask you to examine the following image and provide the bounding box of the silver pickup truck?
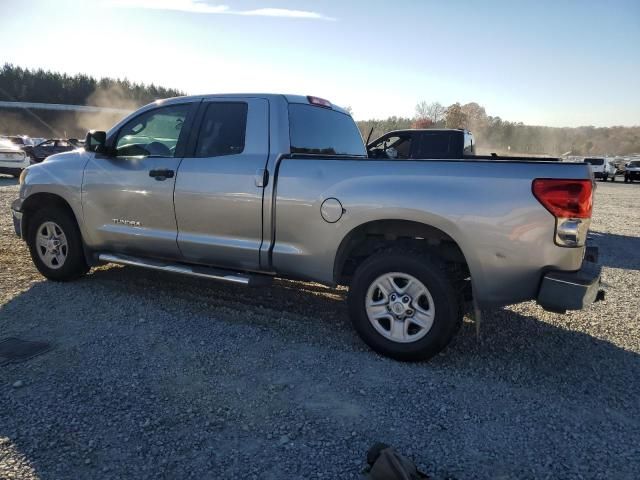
[11,94,602,361]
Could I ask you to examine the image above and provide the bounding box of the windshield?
[289,104,366,156]
[629,161,640,167]
[584,158,604,165]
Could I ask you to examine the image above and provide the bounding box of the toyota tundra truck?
[11,94,602,361]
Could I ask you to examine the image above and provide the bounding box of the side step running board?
[97,253,272,287]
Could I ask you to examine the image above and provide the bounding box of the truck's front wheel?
[27,207,89,281]
[348,250,462,361]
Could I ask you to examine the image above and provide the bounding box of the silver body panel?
[174,98,269,270]
[270,159,587,306]
[16,94,593,308]
[17,151,88,235]
[82,154,183,258]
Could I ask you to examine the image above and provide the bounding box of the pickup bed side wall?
[271,159,589,307]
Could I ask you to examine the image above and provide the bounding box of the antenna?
[365,127,374,146]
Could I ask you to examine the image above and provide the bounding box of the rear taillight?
[532,179,593,247]
[532,179,593,218]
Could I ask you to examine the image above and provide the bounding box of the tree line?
[358,101,640,157]
[0,63,183,106]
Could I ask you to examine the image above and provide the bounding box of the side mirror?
[85,130,108,154]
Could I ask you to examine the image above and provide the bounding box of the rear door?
[173,98,269,270]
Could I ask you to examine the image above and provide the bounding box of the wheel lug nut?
[406,309,414,316]
[390,294,396,301]
[402,296,410,303]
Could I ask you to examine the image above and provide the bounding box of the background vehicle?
[23,138,77,163]
[368,129,476,159]
[0,139,30,177]
[367,128,560,161]
[584,157,617,181]
[624,160,640,182]
[11,94,602,361]
[1,135,35,148]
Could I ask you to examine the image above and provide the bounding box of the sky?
[0,0,639,127]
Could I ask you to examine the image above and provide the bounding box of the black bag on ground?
[365,442,429,480]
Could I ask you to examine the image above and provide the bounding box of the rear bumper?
[537,247,603,313]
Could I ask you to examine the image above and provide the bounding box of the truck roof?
[382,128,472,135]
[150,93,352,116]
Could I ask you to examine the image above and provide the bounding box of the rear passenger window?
[416,134,452,158]
[196,102,248,157]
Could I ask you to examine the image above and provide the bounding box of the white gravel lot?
[0,176,639,479]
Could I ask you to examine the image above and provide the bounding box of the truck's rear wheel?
[27,207,89,281]
[348,250,462,361]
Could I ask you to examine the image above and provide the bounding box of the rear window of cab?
[288,104,366,157]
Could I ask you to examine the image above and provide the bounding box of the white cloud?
[238,8,334,20]
[109,0,335,20]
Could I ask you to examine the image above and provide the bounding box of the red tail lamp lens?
[532,179,593,218]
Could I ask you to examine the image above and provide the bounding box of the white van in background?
[584,157,617,181]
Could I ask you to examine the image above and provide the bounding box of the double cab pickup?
[11,94,602,360]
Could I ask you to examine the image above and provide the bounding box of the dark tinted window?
[415,133,453,158]
[289,104,366,156]
[584,158,604,165]
[196,102,248,157]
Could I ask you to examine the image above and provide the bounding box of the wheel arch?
[333,219,472,286]
[21,193,81,241]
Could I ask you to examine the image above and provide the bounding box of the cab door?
[82,102,197,258]
[173,98,269,271]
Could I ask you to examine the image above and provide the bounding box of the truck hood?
[42,148,85,164]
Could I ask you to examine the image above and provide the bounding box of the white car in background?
[584,157,617,181]
[0,139,30,178]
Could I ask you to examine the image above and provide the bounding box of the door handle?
[254,169,269,187]
[149,169,175,180]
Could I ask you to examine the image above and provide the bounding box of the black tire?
[27,206,89,281]
[610,175,615,182]
[624,176,629,183]
[347,249,462,361]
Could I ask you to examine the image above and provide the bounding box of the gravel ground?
[1,176,639,479]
